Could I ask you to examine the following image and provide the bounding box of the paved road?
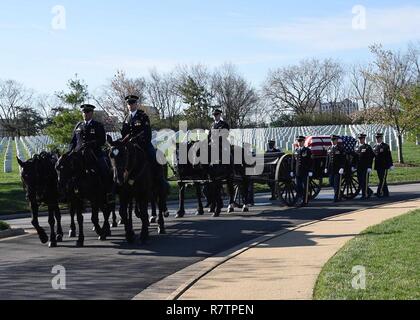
[1,184,419,300]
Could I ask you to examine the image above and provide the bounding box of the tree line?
[0,43,419,162]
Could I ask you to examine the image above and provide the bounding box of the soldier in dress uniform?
[69,104,111,194]
[291,136,313,207]
[355,133,375,199]
[373,133,394,197]
[121,95,166,182]
[266,140,281,200]
[325,135,346,202]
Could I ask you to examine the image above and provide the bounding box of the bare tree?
[0,79,34,137]
[95,70,147,121]
[263,58,344,115]
[367,44,420,163]
[146,69,183,128]
[349,64,374,112]
[211,64,259,128]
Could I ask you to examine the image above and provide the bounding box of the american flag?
[340,136,357,154]
[295,135,357,156]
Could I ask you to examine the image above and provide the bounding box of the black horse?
[107,136,168,243]
[56,148,113,247]
[173,140,251,218]
[18,152,63,248]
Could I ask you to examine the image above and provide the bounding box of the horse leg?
[149,197,157,224]
[227,180,235,213]
[139,200,149,243]
[176,182,186,218]
[69,202,77,238]
[111,202,118,228]
[76,201,84,247]
[101,201,112,239]
[195,183,204,215]
[214,182,223,217]
[91,204,103,239]
[30,200,48,244]
[241,179,250,213]
[54,204,63,242]
[47,205,57,248]
[157,188,167,235]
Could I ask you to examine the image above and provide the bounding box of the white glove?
[308,172,313,177]
[339,168,344,175]
[351,167,356,172]
[324,169,328,174]
[290,172,294,178]
[367,168,372,174]
[390,166,395,171]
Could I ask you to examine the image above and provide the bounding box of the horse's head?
[107,135,130,186]
[55,152,78,193]
[17,157,38,192]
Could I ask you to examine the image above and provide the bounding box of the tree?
[0,79,34,137]
[349,64,374,112]
[398,85,420,145]
[95,70,147,121]
[211,64,259,128]
[367,44,420,163]
[146,69,182,129]
[179,76,212,129]
[263,58,343,115]
[45,109,81,150]
[55,74,89,109]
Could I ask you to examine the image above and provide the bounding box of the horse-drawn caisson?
[16,98,394,248]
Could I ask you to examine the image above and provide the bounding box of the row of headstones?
[3,138,13,173]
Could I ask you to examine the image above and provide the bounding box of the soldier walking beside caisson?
[356,134,375,199]
[373,133,394,198]
[325,135,346,202]
[291,136,313,207]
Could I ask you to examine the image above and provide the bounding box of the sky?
[1,0,420,95]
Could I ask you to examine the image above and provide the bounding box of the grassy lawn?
[0,220,10,231]
[314,209,420,300]
[0,141,28,215]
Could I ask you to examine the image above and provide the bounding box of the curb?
[0,228,26,240]
[132,197,420,301]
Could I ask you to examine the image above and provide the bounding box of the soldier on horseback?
[69,104,112,198]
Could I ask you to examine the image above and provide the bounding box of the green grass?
[0,220,10,231]
[314,209,420,300]
[0,141,28,215]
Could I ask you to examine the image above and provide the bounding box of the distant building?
[318,99,359,116]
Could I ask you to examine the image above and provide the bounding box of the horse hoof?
[56,234,63,242]
[111,222,118,228]
[164,211,170,218]
[38,230,49,244]
[213,212,221,218]
[175,212,185,219]
[99,235,107,241]
[68,230,76,238]
[195,211,204,216]
[149,217,157,224]
[76,239,84,247]
[118,220,125,226]
[158,227,166,235]
[228,208,234,213]
[49,241,57,248]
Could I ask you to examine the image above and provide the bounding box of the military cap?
[375,133,384,138]
[80,104,96,112]
[331,135,340,141]
[296,136,306,142]
[125,95,140,104]
[268,140,276,144]
[358,133,367,139]
[213,108,223,116]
